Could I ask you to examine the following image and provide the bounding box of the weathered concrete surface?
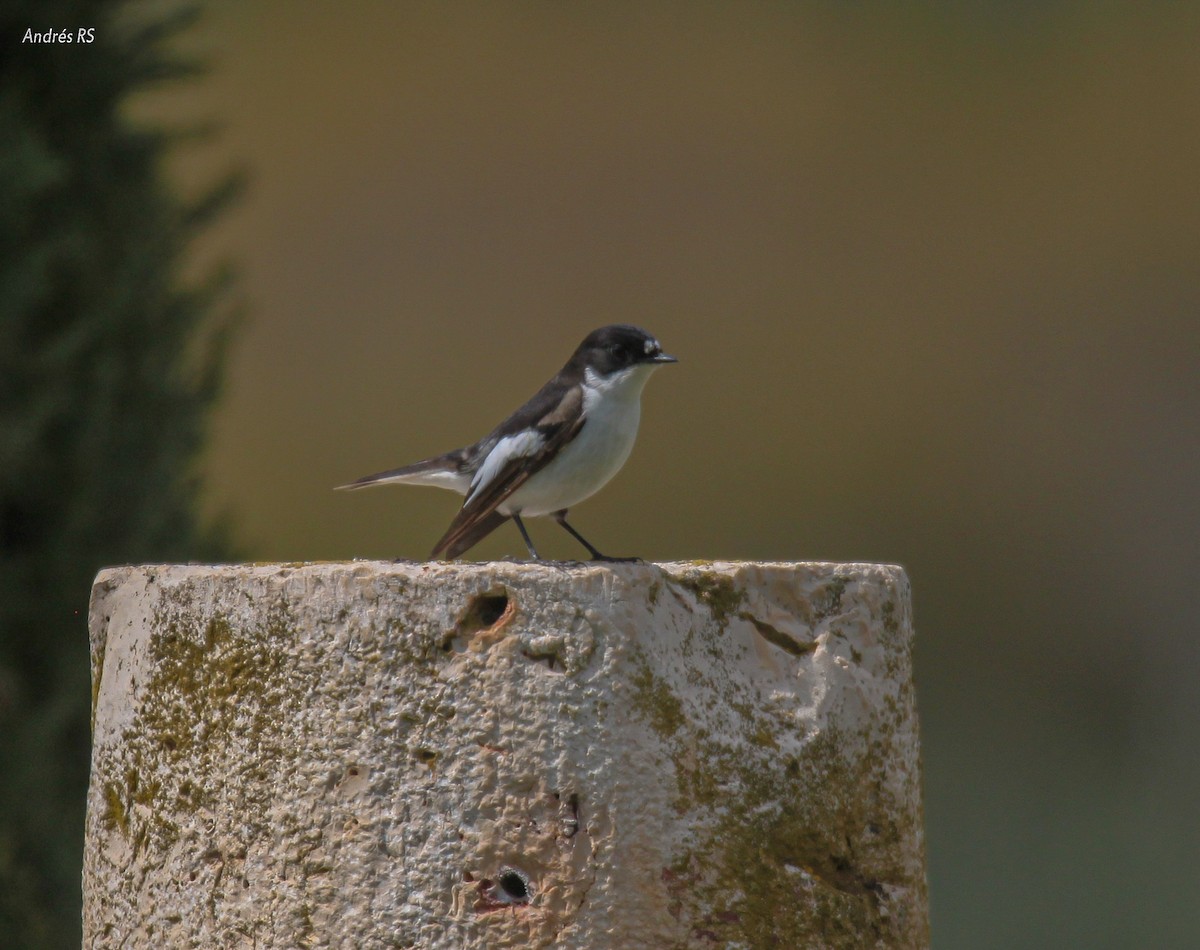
[85,561,928,949]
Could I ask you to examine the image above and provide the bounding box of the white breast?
[502,363,657,517]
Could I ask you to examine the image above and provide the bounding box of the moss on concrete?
[659,721,908,945]
[90,642,106,733]
[112,588,306,856]
[86,562,925,948]
[629,656,686,739]
[668,571,746,629]
[102,782,128,836]
[882,598,899,634]
[630,565,922,946]
[815,574,849,620]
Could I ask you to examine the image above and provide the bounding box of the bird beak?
[651,352,678,364]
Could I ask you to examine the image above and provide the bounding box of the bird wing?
[431,385,585,559]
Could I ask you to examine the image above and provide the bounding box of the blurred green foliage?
[0,2,237,945]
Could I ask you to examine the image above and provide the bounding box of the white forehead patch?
[644,338,658,354]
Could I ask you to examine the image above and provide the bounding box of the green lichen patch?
[668,571,746,629]
[102,782,128,836]
[139,608,293,760]
[91,662,104,734]
[632,594,920,947]
[620,562,923,943]
[647,580,662,605]
[110,592,308,855]
[881,599,899,634]
[629,658,686,739]
[667,725,915,946]
[814,575,849,620]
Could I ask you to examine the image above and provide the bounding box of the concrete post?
[84,561,928,948]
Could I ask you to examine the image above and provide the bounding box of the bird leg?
[552,511,640,562]
[511,514,541,560]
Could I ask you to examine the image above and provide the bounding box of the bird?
[337,324,677,560]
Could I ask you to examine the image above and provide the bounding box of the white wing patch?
[466,429,545,505]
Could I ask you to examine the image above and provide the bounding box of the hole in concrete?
[444,589,514,653]
[521,645,563,672]
[561,792,581,838]
[335,763,371,795]
[413,748,438,766]
[498,867,532,904]
[462,591,510,631]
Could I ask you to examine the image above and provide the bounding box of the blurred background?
[3,1,1198,946]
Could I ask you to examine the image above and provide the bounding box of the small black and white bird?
[338,324,677,560]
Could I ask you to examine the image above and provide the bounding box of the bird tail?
[335,449,471,494]
[431,509,510,559]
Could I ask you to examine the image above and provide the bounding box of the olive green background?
[144,3,1198,945]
